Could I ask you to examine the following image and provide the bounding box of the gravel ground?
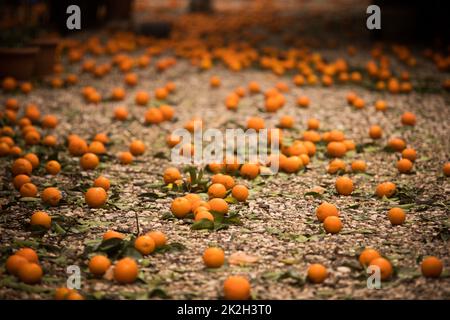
[0,2,449,300]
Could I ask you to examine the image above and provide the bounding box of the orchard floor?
[1,7,450,300]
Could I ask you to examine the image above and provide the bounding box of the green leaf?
[224,196,238,204]
[154,242,186,253]
[97,237,124,253]
[149,287,169,298]
[304,191,323,199]
[19,197,40,202]
[191,219,214,230]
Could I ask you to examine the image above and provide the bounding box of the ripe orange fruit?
[155,87,168,100]
[11,158,33,176]
[185,193,201,204]
[85,187,107,208]
[369,257,393,280]
[397,158,413,173]
[297,96,310,108]
[401,148,417,162]
[282,156,303,173]
[223,276,251,300]
[232,185,249,202]
[353,98,365,109]
[316,202,339,222]
[88,141,106,155]
[41,187,62,206]
[248,81,260,93]
[374,100,387,111]
[16,247,38,263]
[111,87,126,100]
[24,153,39,169]
[118,151,133,164]
[401,112,416,126]
[134,235,156,255]
[208,162,224,173]
[166,134,181,148]
[323,216,343,234]
[327,159,346,174]
[89,255,111,276]
[66,291,84,300]
[307,263,328,283]
[208,198,229,214]
[195,210,214,221]
[302,132,320,145]
[93,176,110,191]
[24,130,41,145]
[421,256,443,278]
[203,247,225,268]
[135,91,150,105]
[279,115,294,128]
[224,157,240,173]
[124,73,138,86]
[376,182,396,198]
[146,231,167,248]
[80,152,99,170]
[327,142,346,158]
[307,118,320,130]
[159,105,175,120]
[246,117,265,131]
[163,167,182,184]
[129,140,146,156]
[335,176,354,196]
[351,160,367,172]
[41,115,58,128]
[208,183,227,199]
[45,160,61,175]
[300,141,317,157]
[6,255,28,275]
[20,183,38,197]
[388,138,406,152]
[114,106,128,121]
[144,107,164,124]
[0,142,10,156]
[240,163,259,179]
[346,92,357,104]
[17,262,43,284]
[54,287,72,300]
[114,257,138,284]
[171,197,192,218]
[94,133,109,144]
[387,207,406,225]
[165,81,176,92]
[285,141,308,157]
[30,211,51,229]
[68,138,88,156]
[369,125,382,139]
[103,230,125,241]
[210,76,221,87]
[9,145,22,156]
[13,174,31,190]
[2,77,17,91]
[444,163,450,176]
[25,104,40,122]
[359,248,381,266]
[343,140,355,151]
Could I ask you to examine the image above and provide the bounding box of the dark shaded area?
[373,0,450,44]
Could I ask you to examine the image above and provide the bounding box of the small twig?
[134,211,140,236]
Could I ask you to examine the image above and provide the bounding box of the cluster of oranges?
[82,230,167,287]
[6,248,43,285]
[1,7,449,300]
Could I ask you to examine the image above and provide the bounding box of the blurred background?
[0,0,449,80]
[0,0,448,42]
